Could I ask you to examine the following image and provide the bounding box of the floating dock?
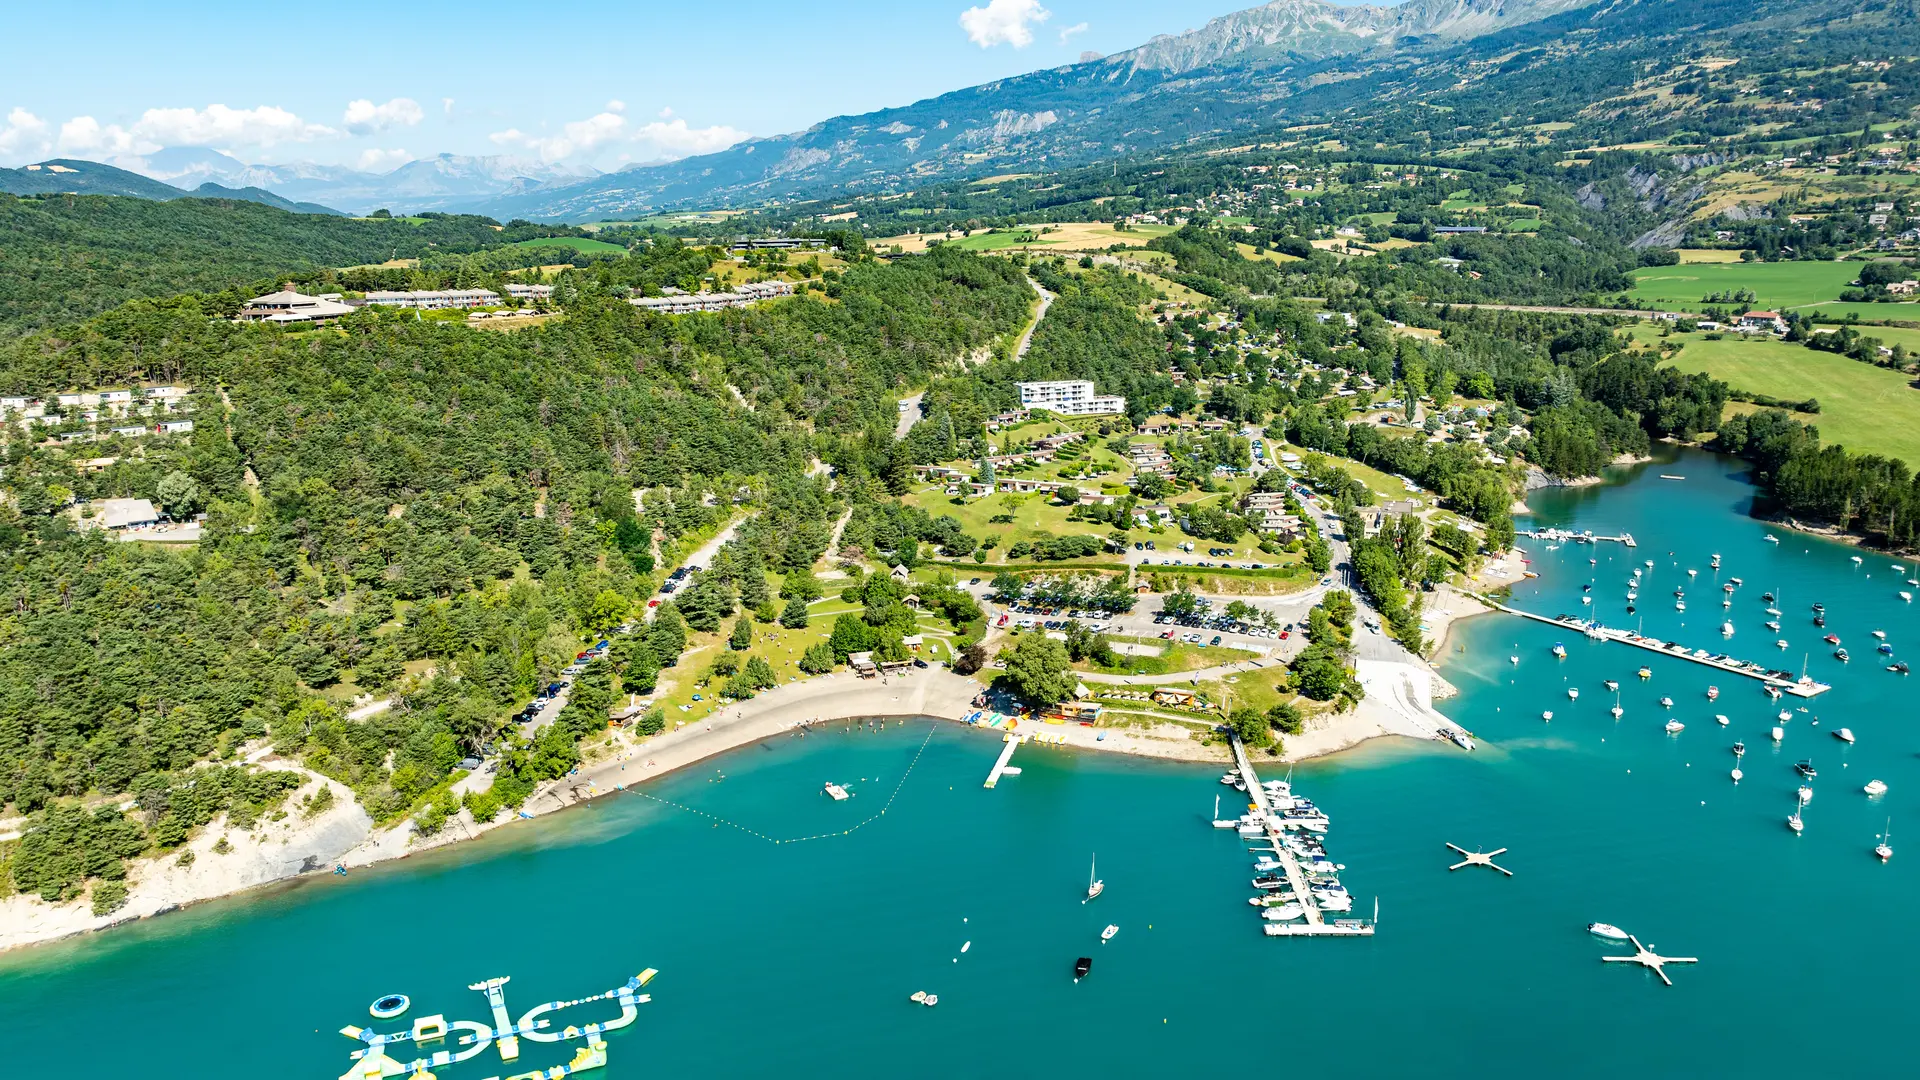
[983,733,1023,788]
[1231,736,1376,938]
[1470,595,1831,698]
[1519,527,1636,547]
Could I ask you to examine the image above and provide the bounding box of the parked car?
[1210,635,1222,646]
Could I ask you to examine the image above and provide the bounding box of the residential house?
[156,420,194,435]
[1737,311,1787,334]
[89,497,160,531]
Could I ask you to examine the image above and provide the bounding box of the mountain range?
[0,158,346,214]
[3,0,1886,222]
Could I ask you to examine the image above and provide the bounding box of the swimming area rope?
[628,721,939,845]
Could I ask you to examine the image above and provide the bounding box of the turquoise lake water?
[3,445,1915,1077]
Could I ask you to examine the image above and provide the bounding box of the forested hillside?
[0,245,1028,900]
[0,195,580,333]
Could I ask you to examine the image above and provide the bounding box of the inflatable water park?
[338,969,657,1080]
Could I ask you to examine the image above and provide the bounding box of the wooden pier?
[1231,736,1376,938]
[1518,527,1636,547]
[1468,594,1831,698]
[983,734,1023,788]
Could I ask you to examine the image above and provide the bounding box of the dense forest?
[0,243,1029,901]
[0,195,598,333]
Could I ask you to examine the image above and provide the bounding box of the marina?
[1224,736,1377,937]
[1518,527,1637,547]
[1468,594,1832,697]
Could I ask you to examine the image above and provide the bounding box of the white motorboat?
[1665,720,1685,734]
[1100,924,1118,943]
[1715,714,1730,726]
[1587,922,1631,941]
[1085,854,1104,902]
[1797,785,1814,804]
[1765,621,1780,632]
[1873,630,1887,640]
[1853,556,1864,565]
[1219,773,1239,785]
[1834,728,1855,744]
[1660,697,1674,708]
[1777,640,1790,649]
[1261,904,1305,922]
[1778,710,1792,722]
[1771,725,1785,742]
[1721,621,1734,636]
[1567,688,1579,700]
[1627,590,1639,601]
[1676,601,1686,611]
[1611,704,1624,719]
[1688,569,1698,578]
[1552,643,1568,658]
[1604,679,1620,691]
[1542,710,1554,721]
[1903,592,1913,603]
[1865,779,1889,796]
[1509,655,1520,665]
[1766,535,1780,544]
[1449,729,1475,750]
[1731,766,1743,783]
[1315,894,1354,913]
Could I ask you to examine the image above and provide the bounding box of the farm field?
[514,236,627,254]
[1656,331,1920,465]
[1628,261,1861,311]
[1676,248,1747,263]
[1795,301,1920,325]
[873,220,1177,254]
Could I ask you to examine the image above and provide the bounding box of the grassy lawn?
[1628,261,1861,312]
[1657,331,1920,464]
[1079,635,1259,676]
[514,236,628,255]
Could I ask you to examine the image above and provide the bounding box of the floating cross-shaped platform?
[1445,842,1513,876]
[1602,935,1698,987]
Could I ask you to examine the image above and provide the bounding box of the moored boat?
[1587,922,1631,941]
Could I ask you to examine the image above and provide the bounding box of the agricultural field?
[514,236,628,254]
[1655,331,1920,465]
[1676,249,1747,264]
[1797,302,1920,325]
[1628,261,1862,312]
[873,220,1177,255]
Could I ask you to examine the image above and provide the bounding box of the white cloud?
[490,110,628,162]
[658,106,674,119]
[606,99,627,114]
[959,0,1050,48]
[491,107,747,164]
[633,117,749,157]
[357,147,412,172]
[442,97,456,115]
[55,104,336,157]
[342,97,423,136]
[1058,21,1088,44]
[56,115,136,156]
[0,107,51,161]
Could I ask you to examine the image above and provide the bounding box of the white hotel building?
[1014,380,1126,417]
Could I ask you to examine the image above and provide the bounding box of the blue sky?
[0,0,1271,172]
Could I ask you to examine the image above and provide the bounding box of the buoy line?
[631,722,939,844]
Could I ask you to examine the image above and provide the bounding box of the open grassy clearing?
[1629,261,1862,311]
[873,221,1177,255]
[1676,248,1749,264]
[1796,301,1920,325]
[1656,331,1920,464]
[514,236,628,255]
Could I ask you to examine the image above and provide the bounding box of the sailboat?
[1876,819,1893,862]
[1787,803,1805,834]
[1085,854,1104,902]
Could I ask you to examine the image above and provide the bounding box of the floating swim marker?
[1445,843,1513,876]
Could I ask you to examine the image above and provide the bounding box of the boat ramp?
[1518,527,1635,548]
[1470,594,1832,698]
